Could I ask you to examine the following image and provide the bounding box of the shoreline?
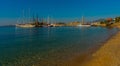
[80,31,120,66]
[0,27,119,66]
[58,28,119,66]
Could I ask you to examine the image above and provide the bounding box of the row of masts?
[19,10,85,24]
[16,10,90,27]
[16,9,55,27]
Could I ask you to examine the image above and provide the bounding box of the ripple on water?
[0,27,118,66]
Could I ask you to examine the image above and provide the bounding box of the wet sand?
[80,31,120,66]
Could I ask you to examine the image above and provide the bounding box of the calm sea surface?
[0,26,118,66]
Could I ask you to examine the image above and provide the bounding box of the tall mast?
[36,14,39,22]
[33,14,35,22]
[82,16,84,24]
[35,14,39,26]
[28,8,31,23]
[47,16,50,24]
[22,10,25,24]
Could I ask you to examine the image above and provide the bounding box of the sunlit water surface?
[0,26,118,66]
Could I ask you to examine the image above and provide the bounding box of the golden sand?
[33,28,120,66]
[80,31,120,66]
[31,23,120,66]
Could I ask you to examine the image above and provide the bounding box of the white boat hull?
[77,24,91,27]
[16,24,35,28]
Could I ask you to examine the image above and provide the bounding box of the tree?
[115,17,120,22]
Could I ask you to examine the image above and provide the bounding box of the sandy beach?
[16,28,120,66]
[80,31,120,66]
[33,27,120,66]
[56,29,120,66]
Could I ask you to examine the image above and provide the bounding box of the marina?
[1,0,120,66]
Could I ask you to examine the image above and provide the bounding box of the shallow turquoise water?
[0,26,118,66]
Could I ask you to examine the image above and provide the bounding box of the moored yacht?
[16,10,36,28]
[77,24,91,27]
[77,16,91,27]
[16,24,35,28]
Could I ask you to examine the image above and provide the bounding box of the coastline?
[80,30,120,66]
[57,28,120,66]
[0,26,119,66]
[34,27,119,66]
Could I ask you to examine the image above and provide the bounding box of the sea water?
[0,26,118,66]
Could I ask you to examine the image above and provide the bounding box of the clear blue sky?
[0,0,120,25]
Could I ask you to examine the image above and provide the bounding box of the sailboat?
[16,24,35,28]
[77,16,91,27]
[16,10,35,28]
[16,20,35,28]
[42,16,53,27]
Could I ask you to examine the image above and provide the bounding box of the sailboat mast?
[82,16,84,24]
[36,14,38,22]
[29,8,31,23]
[35,14,39,26]
[47,16,50,24]
[22,10,25,24]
